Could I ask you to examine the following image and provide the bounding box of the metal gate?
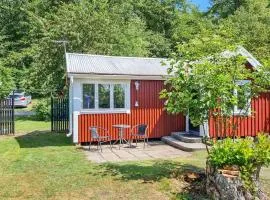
[51,96,69,133]
[0,98,15,135]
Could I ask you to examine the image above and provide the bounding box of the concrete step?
[162,136,206,152]
[171,132,203,143]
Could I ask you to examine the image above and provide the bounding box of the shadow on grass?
[96,160,209,199]
[96,160,202,181]
[15,131,73,148]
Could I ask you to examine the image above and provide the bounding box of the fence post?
[12,91,15,134]
[51,96,53,132]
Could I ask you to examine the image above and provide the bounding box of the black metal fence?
[51,96,69,133]
[0,98,14,135]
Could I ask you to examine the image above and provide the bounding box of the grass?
[0,118,269,200]
[15,116,50,133]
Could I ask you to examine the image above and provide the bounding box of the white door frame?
[185,115,209,137]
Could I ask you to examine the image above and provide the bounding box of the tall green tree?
[0,63,14,98]
[25,0,150,95]
[209,0,248,18]
[218,0,270,60]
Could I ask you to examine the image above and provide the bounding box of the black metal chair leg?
[100,142,103,152]
[143,138,145,149]
[129,137,133,148]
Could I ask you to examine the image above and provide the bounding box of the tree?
[218,0,270,61]
[0,63,14,98]
[209,0,248,18]
[19,0,151,95]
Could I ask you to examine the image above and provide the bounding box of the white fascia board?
[67,73,168,80]
[236,46,262,69]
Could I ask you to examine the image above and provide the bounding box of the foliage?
[160,46,270,137]
[160,0,270,136]
[34,99,50,121]
[208,137,254,168]
[218,0,270,61]
[0,0,195,95]
[209,0,249,18]
[208,134,270,192]
[0,0,269,97]
[0,64,14,98]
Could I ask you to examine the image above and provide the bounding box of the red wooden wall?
[78,80,185,143]
[209,92,270,138]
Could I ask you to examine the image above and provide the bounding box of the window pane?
[83,84,95,109]
[99,84,110,108]
[237,86,249,110]
[114,84,125,108]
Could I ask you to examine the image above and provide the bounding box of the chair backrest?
[90,127,99,139]
[137,124,147,135]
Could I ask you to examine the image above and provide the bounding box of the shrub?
[208,134,270,192]
[34,99,50,121]
[208,134,270,169]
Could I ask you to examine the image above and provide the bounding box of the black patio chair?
[129,124,148,149]
[89,126,112,152]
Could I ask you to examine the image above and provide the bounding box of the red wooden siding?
[209,92,270,138]
[78,80,185,143]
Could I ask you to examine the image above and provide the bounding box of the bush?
[208,134,270,169]
[34,99,50,121]
[208,134,270,192]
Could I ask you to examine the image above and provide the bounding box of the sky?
[189,0,211,11]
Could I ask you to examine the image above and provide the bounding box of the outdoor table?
[112,124,131,149]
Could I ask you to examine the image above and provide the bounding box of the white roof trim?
[68,73,168,80]
[236,46,262,68]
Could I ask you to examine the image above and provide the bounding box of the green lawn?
[0,119,269,200]
[15,116,50,133]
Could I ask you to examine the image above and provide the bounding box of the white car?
[8,91,32,108]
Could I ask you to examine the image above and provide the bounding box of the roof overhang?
[67,73,168,80]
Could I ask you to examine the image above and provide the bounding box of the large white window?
[82,81,130,113]
[233,80,251,115]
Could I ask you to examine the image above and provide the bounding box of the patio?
[82,140,192,163]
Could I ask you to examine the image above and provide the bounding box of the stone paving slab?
[82,141,192,163]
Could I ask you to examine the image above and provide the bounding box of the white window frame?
[233,80,251,116]
[81,80,130,114]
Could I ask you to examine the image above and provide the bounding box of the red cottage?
[66,48,270,144]
[66,53,185,143]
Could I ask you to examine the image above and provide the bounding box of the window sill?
[80,109,131,114]
[233,111,251,116]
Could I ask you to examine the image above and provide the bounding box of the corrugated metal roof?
[66,46,261,77]
[66,53,169,76]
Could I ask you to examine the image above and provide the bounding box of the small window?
[114,84,125,108]
[83,84,95,109]
[234,80,251,115]
[98,84,110,108]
